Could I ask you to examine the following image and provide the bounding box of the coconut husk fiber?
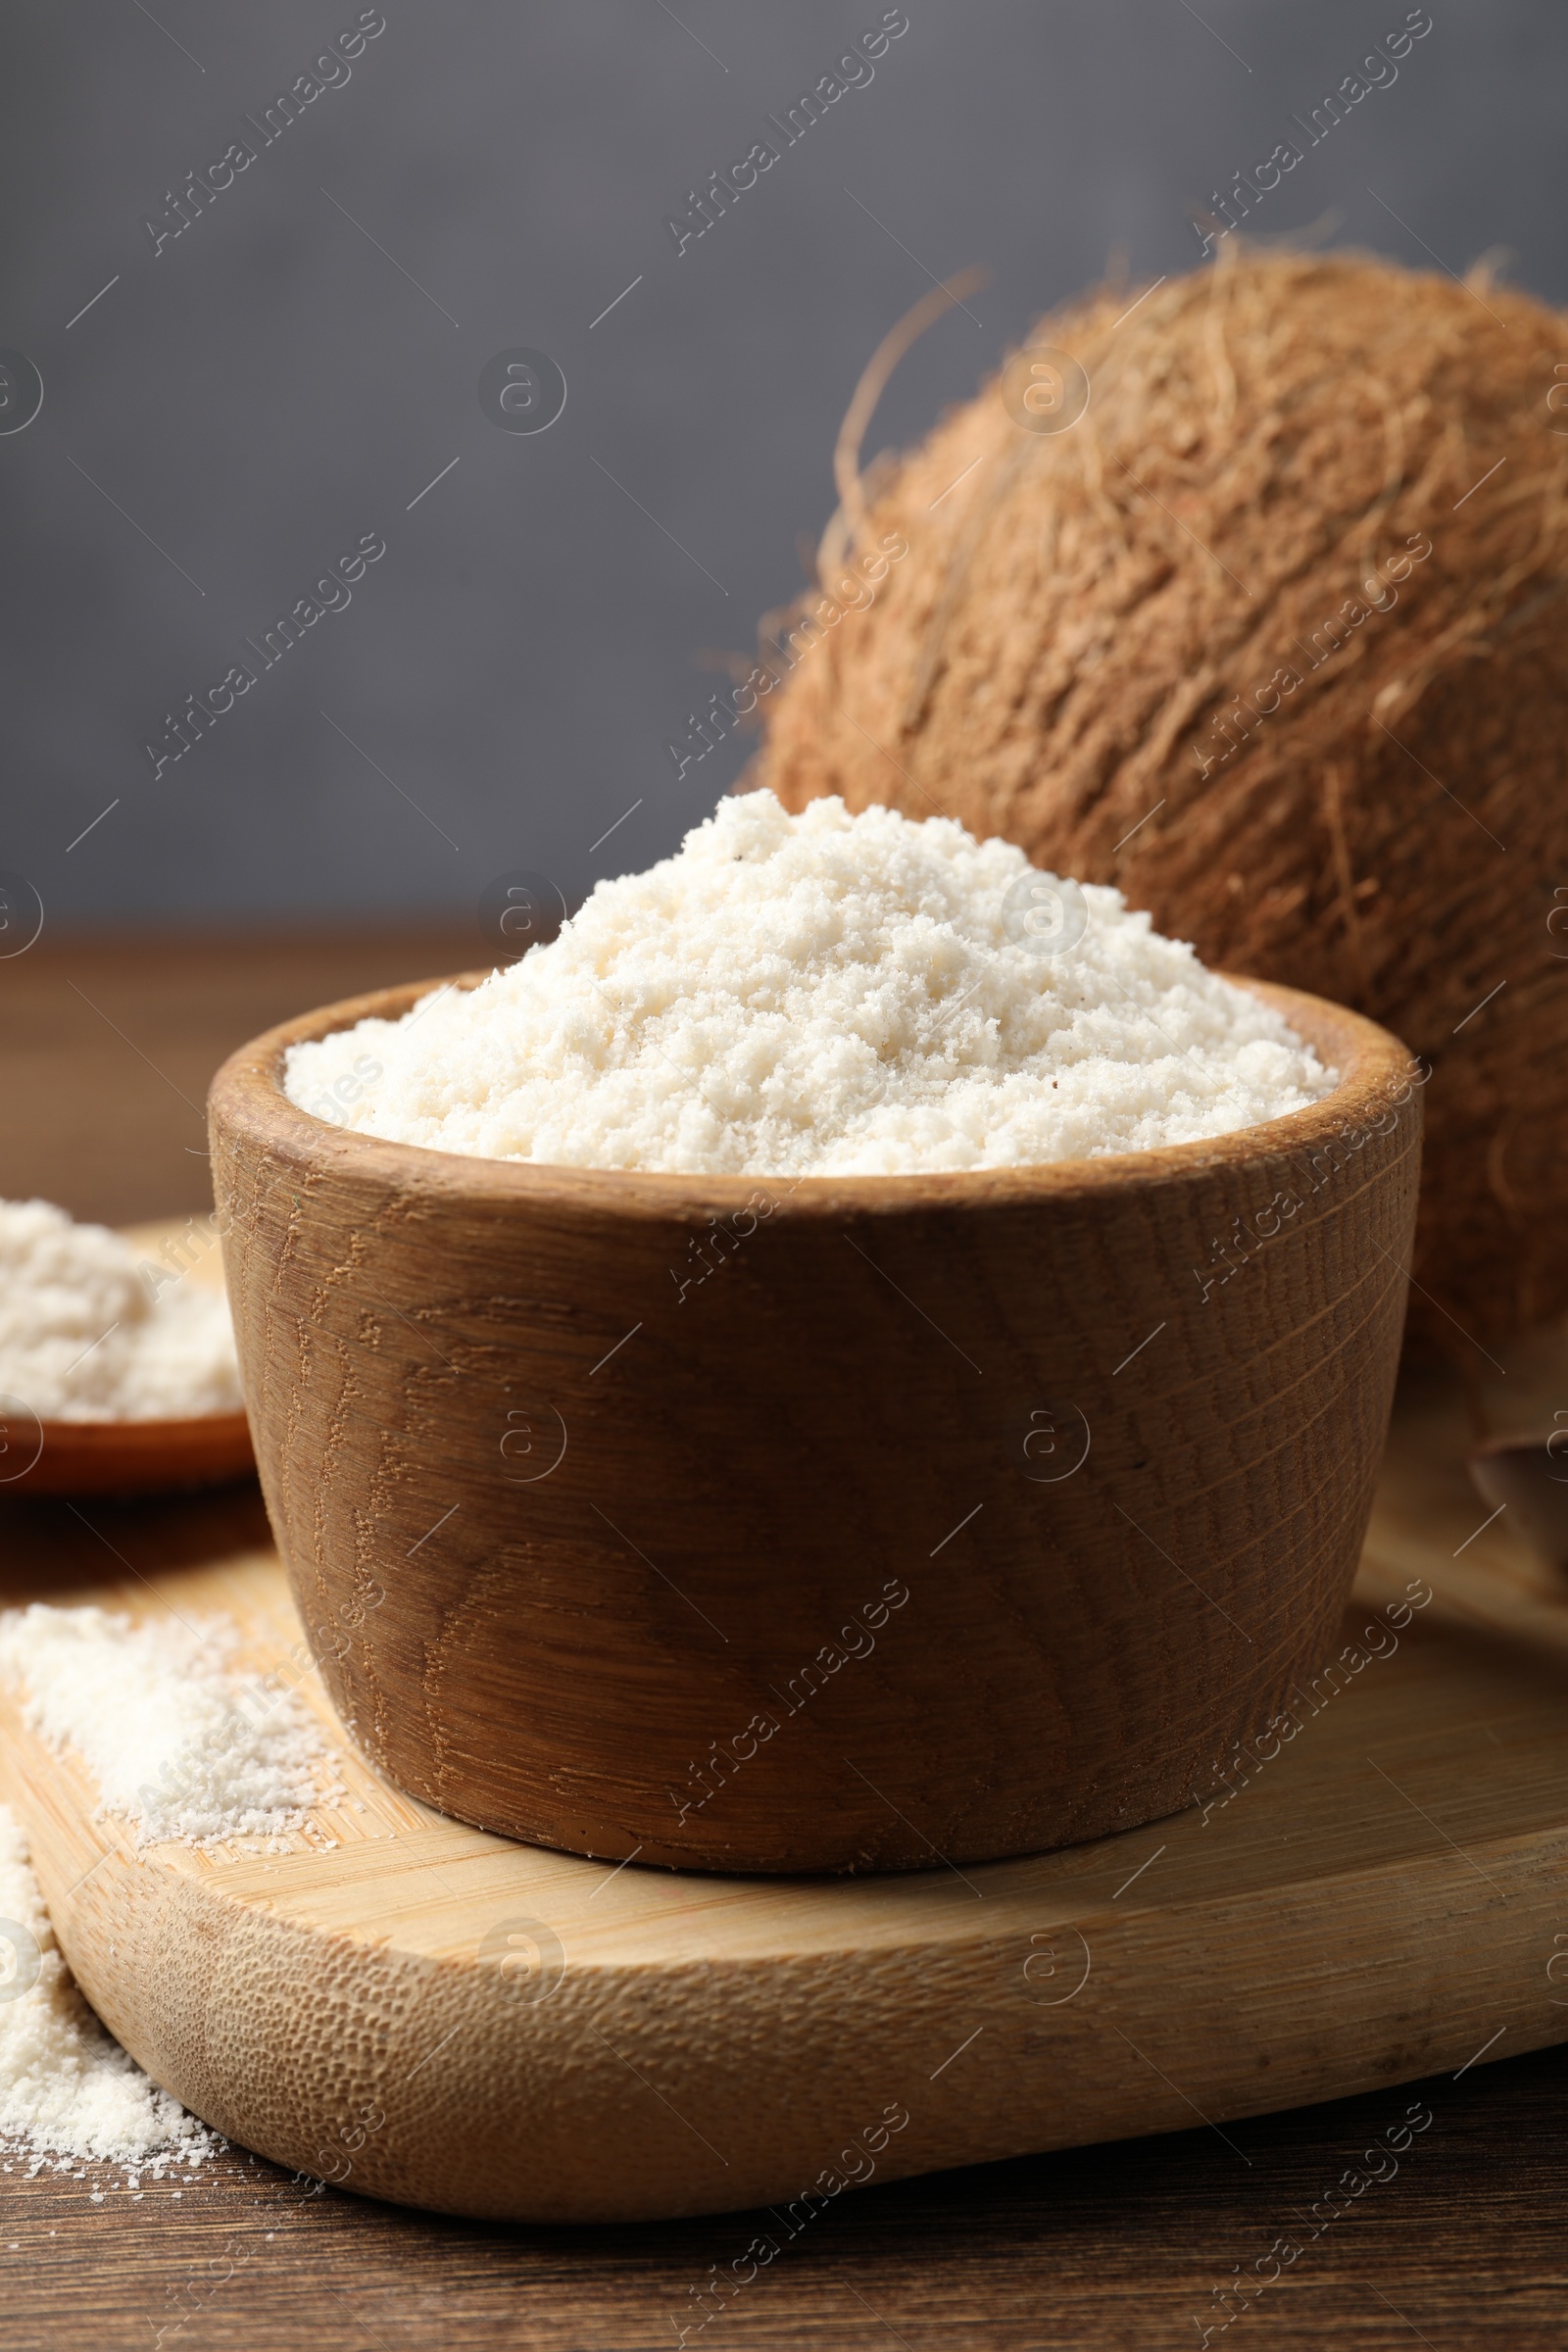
[747,246,1568,1356]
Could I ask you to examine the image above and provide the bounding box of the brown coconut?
[747,247,1568,1354]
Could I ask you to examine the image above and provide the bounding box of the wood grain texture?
[3,1345,1568,2220]
[9,1230,1568,2230]
[0,935,1563,2344]
[207,973,1421,1874]
[7,2040,1568,2352]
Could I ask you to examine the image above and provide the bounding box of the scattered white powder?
[0,1605,344,1852]
[0,1802,217,2177]
[284,791,1335,1173]
[0,1198,242,1422]
[0,1607,350,2179]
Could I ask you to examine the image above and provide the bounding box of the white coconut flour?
[0,1606,342,1852]
[284,792,1334,1171]
[0,1198,241,1422]
[0,1605,349,2178]
[0,1803,217,2180]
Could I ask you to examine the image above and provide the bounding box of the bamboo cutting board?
[0,1248,1566,2222]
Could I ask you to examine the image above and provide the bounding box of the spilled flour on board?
[0,1605,345,1851]
[0,1804,217,2181]
[0,1603,351,2179]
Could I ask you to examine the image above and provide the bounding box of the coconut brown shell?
[748,249,1568,1354]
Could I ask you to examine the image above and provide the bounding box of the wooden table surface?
[4,927,1568,2351]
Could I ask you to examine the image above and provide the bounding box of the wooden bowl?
[209,974,1421,1875]
[4,1409,255,1497]
[1,1219,255,1498]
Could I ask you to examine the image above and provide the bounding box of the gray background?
[2,0,1562,931]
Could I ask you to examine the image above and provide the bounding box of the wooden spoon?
[1,1216,254,1498]
[1469,1428,1568,1572]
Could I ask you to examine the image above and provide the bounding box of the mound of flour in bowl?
[284,792,1335,1174]
[0,1199,241,1422]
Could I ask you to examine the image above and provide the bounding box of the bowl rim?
[208,968,1422,1221]
[4,1408,256,1497]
